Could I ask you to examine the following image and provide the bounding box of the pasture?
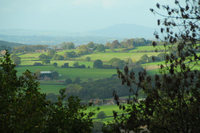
[76,52,161,62]
[129,45,166,52]
[87,105,122,122]
[16,66,117,81]
[39,84,66,94]
[16,47,166,95]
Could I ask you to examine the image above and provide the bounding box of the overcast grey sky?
[0,0,171,32]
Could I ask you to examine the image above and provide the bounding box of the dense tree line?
[13,45,48,53]
[106,38,161,49]
[62,76,129,100]
[61,64,145,100]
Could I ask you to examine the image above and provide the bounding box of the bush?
[61,63,69,68]
[97,111,106,119]
[65,78,73,85]
[33,62,43,66]
[53,62,58,67]
[93,59,103,68]
[85,57,91,61]
[53,54,64,60]
[73,62,79,68]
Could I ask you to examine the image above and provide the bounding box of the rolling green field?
[19,52,42,59]
[18,49,162,65]
[16,66,117,94]
[15,47,166,95]
[129,45,166,52]
[39,84,66,94]
[76,52,161,62]
[87,105,122,122]
[16,66,117,80]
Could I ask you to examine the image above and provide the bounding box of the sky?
[0,0,171,32]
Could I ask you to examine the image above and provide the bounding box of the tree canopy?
[0,52,94,133]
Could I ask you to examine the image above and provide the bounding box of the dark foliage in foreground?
[0,52,94,133]
[103,0,200,132]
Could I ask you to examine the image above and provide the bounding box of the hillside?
[0,40,24,47]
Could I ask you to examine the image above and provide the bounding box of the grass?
[105,48,129,52]
[129,45,166,52]
[39,84,66,94]
[16,48,165,95]
[16,66,117,81]
[20,60,42,65]
[56,49,79,55]
[141,61,165,70]
[76,52,161,62]
[87,105,122,122]
[19,52,42,59]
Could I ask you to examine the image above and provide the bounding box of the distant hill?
[0,24,156,45]
[0,34,117,45]
[0,40,24,49]
[88,24,155,39]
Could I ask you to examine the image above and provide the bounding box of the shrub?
[97,111,106,119]
[33,62,43,66]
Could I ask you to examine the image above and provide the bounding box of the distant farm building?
[39,71,59,80]
[35,50,47,53]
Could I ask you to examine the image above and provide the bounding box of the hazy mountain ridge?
[0,24,155,45]
[0,34,117,45]
[0,40,25,47]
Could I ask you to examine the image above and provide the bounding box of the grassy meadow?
[76,52,161,62]
[87,105,122,122]
[129,45,166,52]
[15,46,165,96]
[16,66,116,80]
[13,45,170,123]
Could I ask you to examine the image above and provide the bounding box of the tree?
[42,59,50,64]
[0,51,94,133]
[93,59,103,68]
[97,111,107,119]
[33,62,43,66]
[39,54,50,64]
[107,1,200,133]
[87,41,95,49]
[12,56,21,66]
[77,45,92,56]
[139,54,149,63]
[110,40,121,49]
[65,84,82,95]
[73,77,81,84]
[65,78,73,85]
[60,42,75,49]
[73,62,79,68]
[64,51,76,59]
[109,58,125,69]
[53,62,58,67]
[51,71,59,79]
[121,39,135,48]
[61,63,69,68]
[53,54,64,60]
[47,49,56,58]
[85,57,91,61]
[96,44,105,52]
